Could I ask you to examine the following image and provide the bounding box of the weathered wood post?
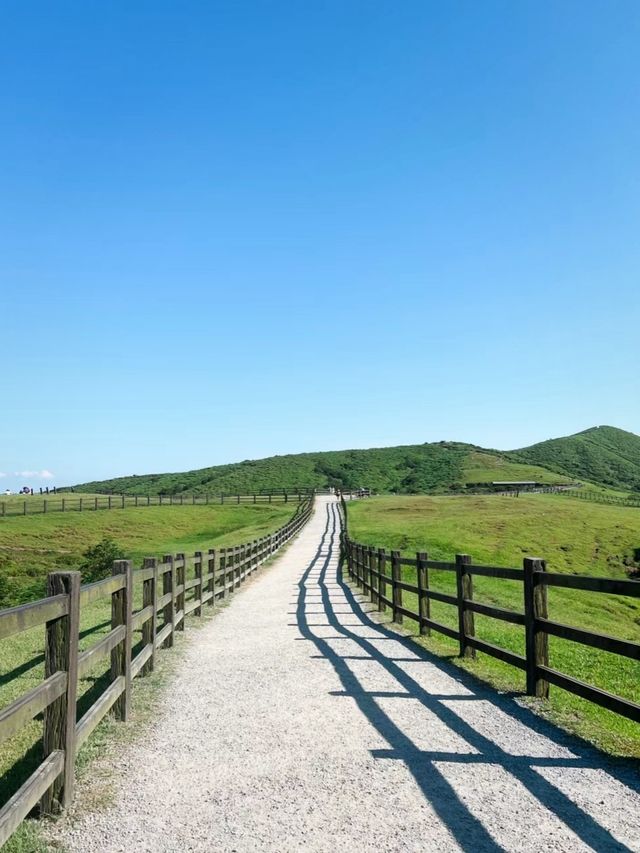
[142,557,157,674]
[111,559,133,720]
[377,548,386,612]
[194,551,203,616]
[417,551,430,636]
[162,555,175,647]
[219,548,227,599]
[391,551,403,624]
[455,554,475,658]
[367,546,377,606]
[362,545,369,596]
[208,549,216,606]
[524,557,549,698]
[42,571,81,813]
[175,553,185,631]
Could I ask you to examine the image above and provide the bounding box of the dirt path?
[54,497,639,852]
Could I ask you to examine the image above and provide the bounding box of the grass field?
[0,500,299,823]
[345,494,640,757]
[0,500,296,606]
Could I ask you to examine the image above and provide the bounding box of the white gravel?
[53,497,640,852]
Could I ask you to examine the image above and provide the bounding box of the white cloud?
[13,470,55,479]
[0,472,6,478]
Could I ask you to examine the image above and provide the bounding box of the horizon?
[2,2,639,490]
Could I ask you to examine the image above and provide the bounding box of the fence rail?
[554,489,640,508]
[0,496,314,847]
[338,497,640,725]
[0,490,315,519]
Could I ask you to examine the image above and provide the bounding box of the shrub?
[80,537,125,583]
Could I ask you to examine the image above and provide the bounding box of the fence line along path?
[49,497,639,853]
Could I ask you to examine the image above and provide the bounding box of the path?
[55,497,640,852]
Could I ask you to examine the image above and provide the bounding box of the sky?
[1,1,639,489]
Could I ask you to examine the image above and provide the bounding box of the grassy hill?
[72,425,640,496]
[512,425,640,493]
[74,443,563,496]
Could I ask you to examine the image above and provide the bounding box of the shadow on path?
[295,501,639,853]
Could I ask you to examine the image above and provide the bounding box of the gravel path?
[55,497,639,852]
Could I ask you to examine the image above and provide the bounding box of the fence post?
[367,546,377,606]
[111,559,133,720]
[219,549,227,599]
[142,557,157,674]
[175,553,185,631]
[391,551,403,624]
[524,557,549,698]
[121,495,125,509]
[362,546,370,597]
[194,551,203,616]
[208,549,216,605]
[417,551,430,636]
[377,548,386,612]
[42,570,80,813]
[455,554,475,658]
[162,555,175,647]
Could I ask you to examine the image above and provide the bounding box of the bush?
[80,537,125,583]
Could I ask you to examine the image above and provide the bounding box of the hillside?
[512,425,640,493]
[74,443,562,496]
[72,426,640,497]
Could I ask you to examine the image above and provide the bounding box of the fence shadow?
[294,500,638,853]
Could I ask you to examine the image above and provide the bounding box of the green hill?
[72,426,640,496]
[74,442,563,496]
[512,425,640,493]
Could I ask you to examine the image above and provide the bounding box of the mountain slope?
[74,443,562,496]
[512,426,640,492]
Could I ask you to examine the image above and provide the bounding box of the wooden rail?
[338,497,640,724]
[0,490,315,519]
[0,496,313,847]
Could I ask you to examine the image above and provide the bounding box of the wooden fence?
[0,497,313,847]
[339,498,640,724]
[555,489,640,508]
[0,490,314,519]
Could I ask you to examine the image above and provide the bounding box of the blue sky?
[1,1,639,489]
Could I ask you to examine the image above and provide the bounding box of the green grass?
[0,502,295,606]
[513,424,640,492]
[461,449,565,485]
[0,500,299,830]
[346,494,640,757]
[73,442,576,497]
[2,572,219,853]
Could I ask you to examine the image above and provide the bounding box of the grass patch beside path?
[4,591,210,853]
[346,494,640,757]
[0,501,299,847]
[0,503,295,605]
